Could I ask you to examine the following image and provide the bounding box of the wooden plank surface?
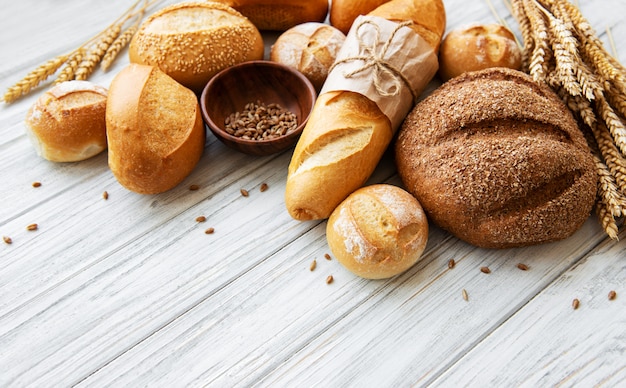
[1,0,624,386]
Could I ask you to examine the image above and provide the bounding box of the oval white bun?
[25,80,108,162]
[327,184,429,279]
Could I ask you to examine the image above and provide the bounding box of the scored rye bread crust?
[395,67,597,248]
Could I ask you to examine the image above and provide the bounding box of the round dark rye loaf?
[395,67,597,248]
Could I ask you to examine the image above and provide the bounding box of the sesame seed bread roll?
[395,68,597,248]
[327,184,429,279]
[438,23,522,81]
[129,1,264,93]
[285,0,446,221]
[211,0,329,31]
[270,22,346,91]
[24,80,108,162]
[106,64,205,194]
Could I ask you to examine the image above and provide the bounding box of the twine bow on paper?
[330,20,418,100]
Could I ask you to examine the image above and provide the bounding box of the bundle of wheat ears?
[507,0,626,239]
[0,0,162,104]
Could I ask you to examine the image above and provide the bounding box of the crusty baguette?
[285,0,446,221]
[330,0,390,35]
[286,91,391,220]
[106,64,205,194]
[211,0,329,30]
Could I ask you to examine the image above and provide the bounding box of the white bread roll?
[106,64,205,194]
[129,1,264,93]
[211,0,329,31]
[24,80,108,162]
[270,22,346,91]
[438,23,522,81]
[327,184,429,279]
[285,0,446,221]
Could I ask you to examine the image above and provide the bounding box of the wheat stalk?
[511,0,626,239]
[510,0,534,71]
[1,55,68,103]
[54,48,85,85]
[101,24,138,71]
[2,0,162,103]
[75,23,122,80]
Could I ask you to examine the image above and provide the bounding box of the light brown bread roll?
[106,64,205,194]
[327,184,429,279]
[129,1,264,93]
[270,22,346,91]
[438,23,522,81]
[330,0,389,35]
[395,68,597,248]
[285,0,446,221]
[212,0,329,31]
[24,80,108,162]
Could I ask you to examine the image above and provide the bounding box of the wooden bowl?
[200,60,316,156]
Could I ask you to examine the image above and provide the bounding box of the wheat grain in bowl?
[200,60,316,156]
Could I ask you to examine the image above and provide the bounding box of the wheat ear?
[54,48,85,85]
[75,23,122,80]
[1,55,68,103]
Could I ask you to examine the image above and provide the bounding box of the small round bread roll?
[395,68,596,248]
[327,184,429,279]
[106,64,206,194]
[438,23,522,81]
[24,80,108,162]
[129,2,264,93]
[270,22,346,91]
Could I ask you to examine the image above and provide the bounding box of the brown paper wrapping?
[320,15,438,131]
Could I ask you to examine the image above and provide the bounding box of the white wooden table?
[1,1,624,386]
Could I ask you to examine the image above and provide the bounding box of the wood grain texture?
[0,0,625,386]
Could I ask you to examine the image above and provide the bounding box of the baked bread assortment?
[106,64,205,194]
[327,184,429,279]
[285,0,446,221]
[24,80,108,162]
[211,0,329,31]
[438,23,522,81]
[129,1,264,93]
[20,0,607,276]
[270,22,346,91]
[395,68,597,248]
